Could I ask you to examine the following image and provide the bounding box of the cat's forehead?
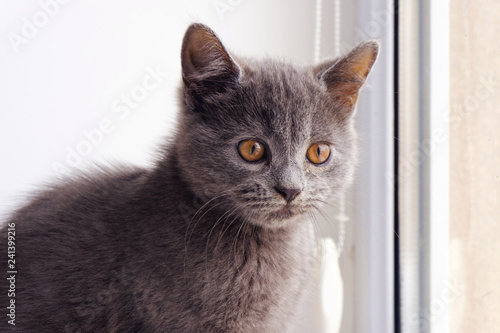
[234,59,336,139]
[242,59,319,104]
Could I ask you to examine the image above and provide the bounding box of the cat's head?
[175,23,378,229]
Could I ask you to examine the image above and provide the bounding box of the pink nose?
[274,187,301,203]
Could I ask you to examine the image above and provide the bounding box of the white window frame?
[419,0,451,332]
[399,0,450,332]
[354,0,395,332]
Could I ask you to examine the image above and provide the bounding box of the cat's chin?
[249,205,308,229]
[271,205,296,220]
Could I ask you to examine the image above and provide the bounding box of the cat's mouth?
[266,204,304,221]
[276,205,294,217]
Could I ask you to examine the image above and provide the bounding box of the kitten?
[0,23,378,332]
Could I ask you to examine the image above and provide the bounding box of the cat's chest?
[195,224,315,331]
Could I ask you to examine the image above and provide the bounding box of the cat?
[0,23,378,332]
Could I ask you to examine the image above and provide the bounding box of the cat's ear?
[181,23,240,94]
[315,40,379,109]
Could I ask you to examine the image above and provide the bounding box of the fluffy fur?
[0,24,378,332]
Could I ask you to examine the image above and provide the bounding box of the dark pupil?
[251,144,256,155]
[317,146,321,157]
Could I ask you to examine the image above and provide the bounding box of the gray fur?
[0,24,378,332]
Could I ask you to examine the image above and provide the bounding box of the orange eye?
[238,140,266,162]
[306,143,331,165]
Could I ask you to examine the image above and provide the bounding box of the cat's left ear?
[181,23,240,95]
[315,40,379,109]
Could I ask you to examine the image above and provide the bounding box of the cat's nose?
[274,187,301,203]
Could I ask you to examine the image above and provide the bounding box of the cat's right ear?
[181,23,240,95]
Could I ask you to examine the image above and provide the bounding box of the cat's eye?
[306,143,331,165]
[238,140,266,162]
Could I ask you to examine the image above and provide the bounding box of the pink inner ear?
[181,24,239,87]
[321,42,378,108]
[182,28,216,76]
[349,51,377,78]
[328,82,361,107]
[188,32,221,68]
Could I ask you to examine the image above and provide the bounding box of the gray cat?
[0,23,378,332]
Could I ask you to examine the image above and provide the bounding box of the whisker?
[214,206,245,251]
[312,206,347,260]
[232,217,248,271]
[204,204,242,270]
[183,190,233,276]
[309,211,326,284]
[185,192,228,245]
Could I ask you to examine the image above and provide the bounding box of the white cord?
[336,192,348,258]
[334,0,341,57]
[314,0,323,63]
